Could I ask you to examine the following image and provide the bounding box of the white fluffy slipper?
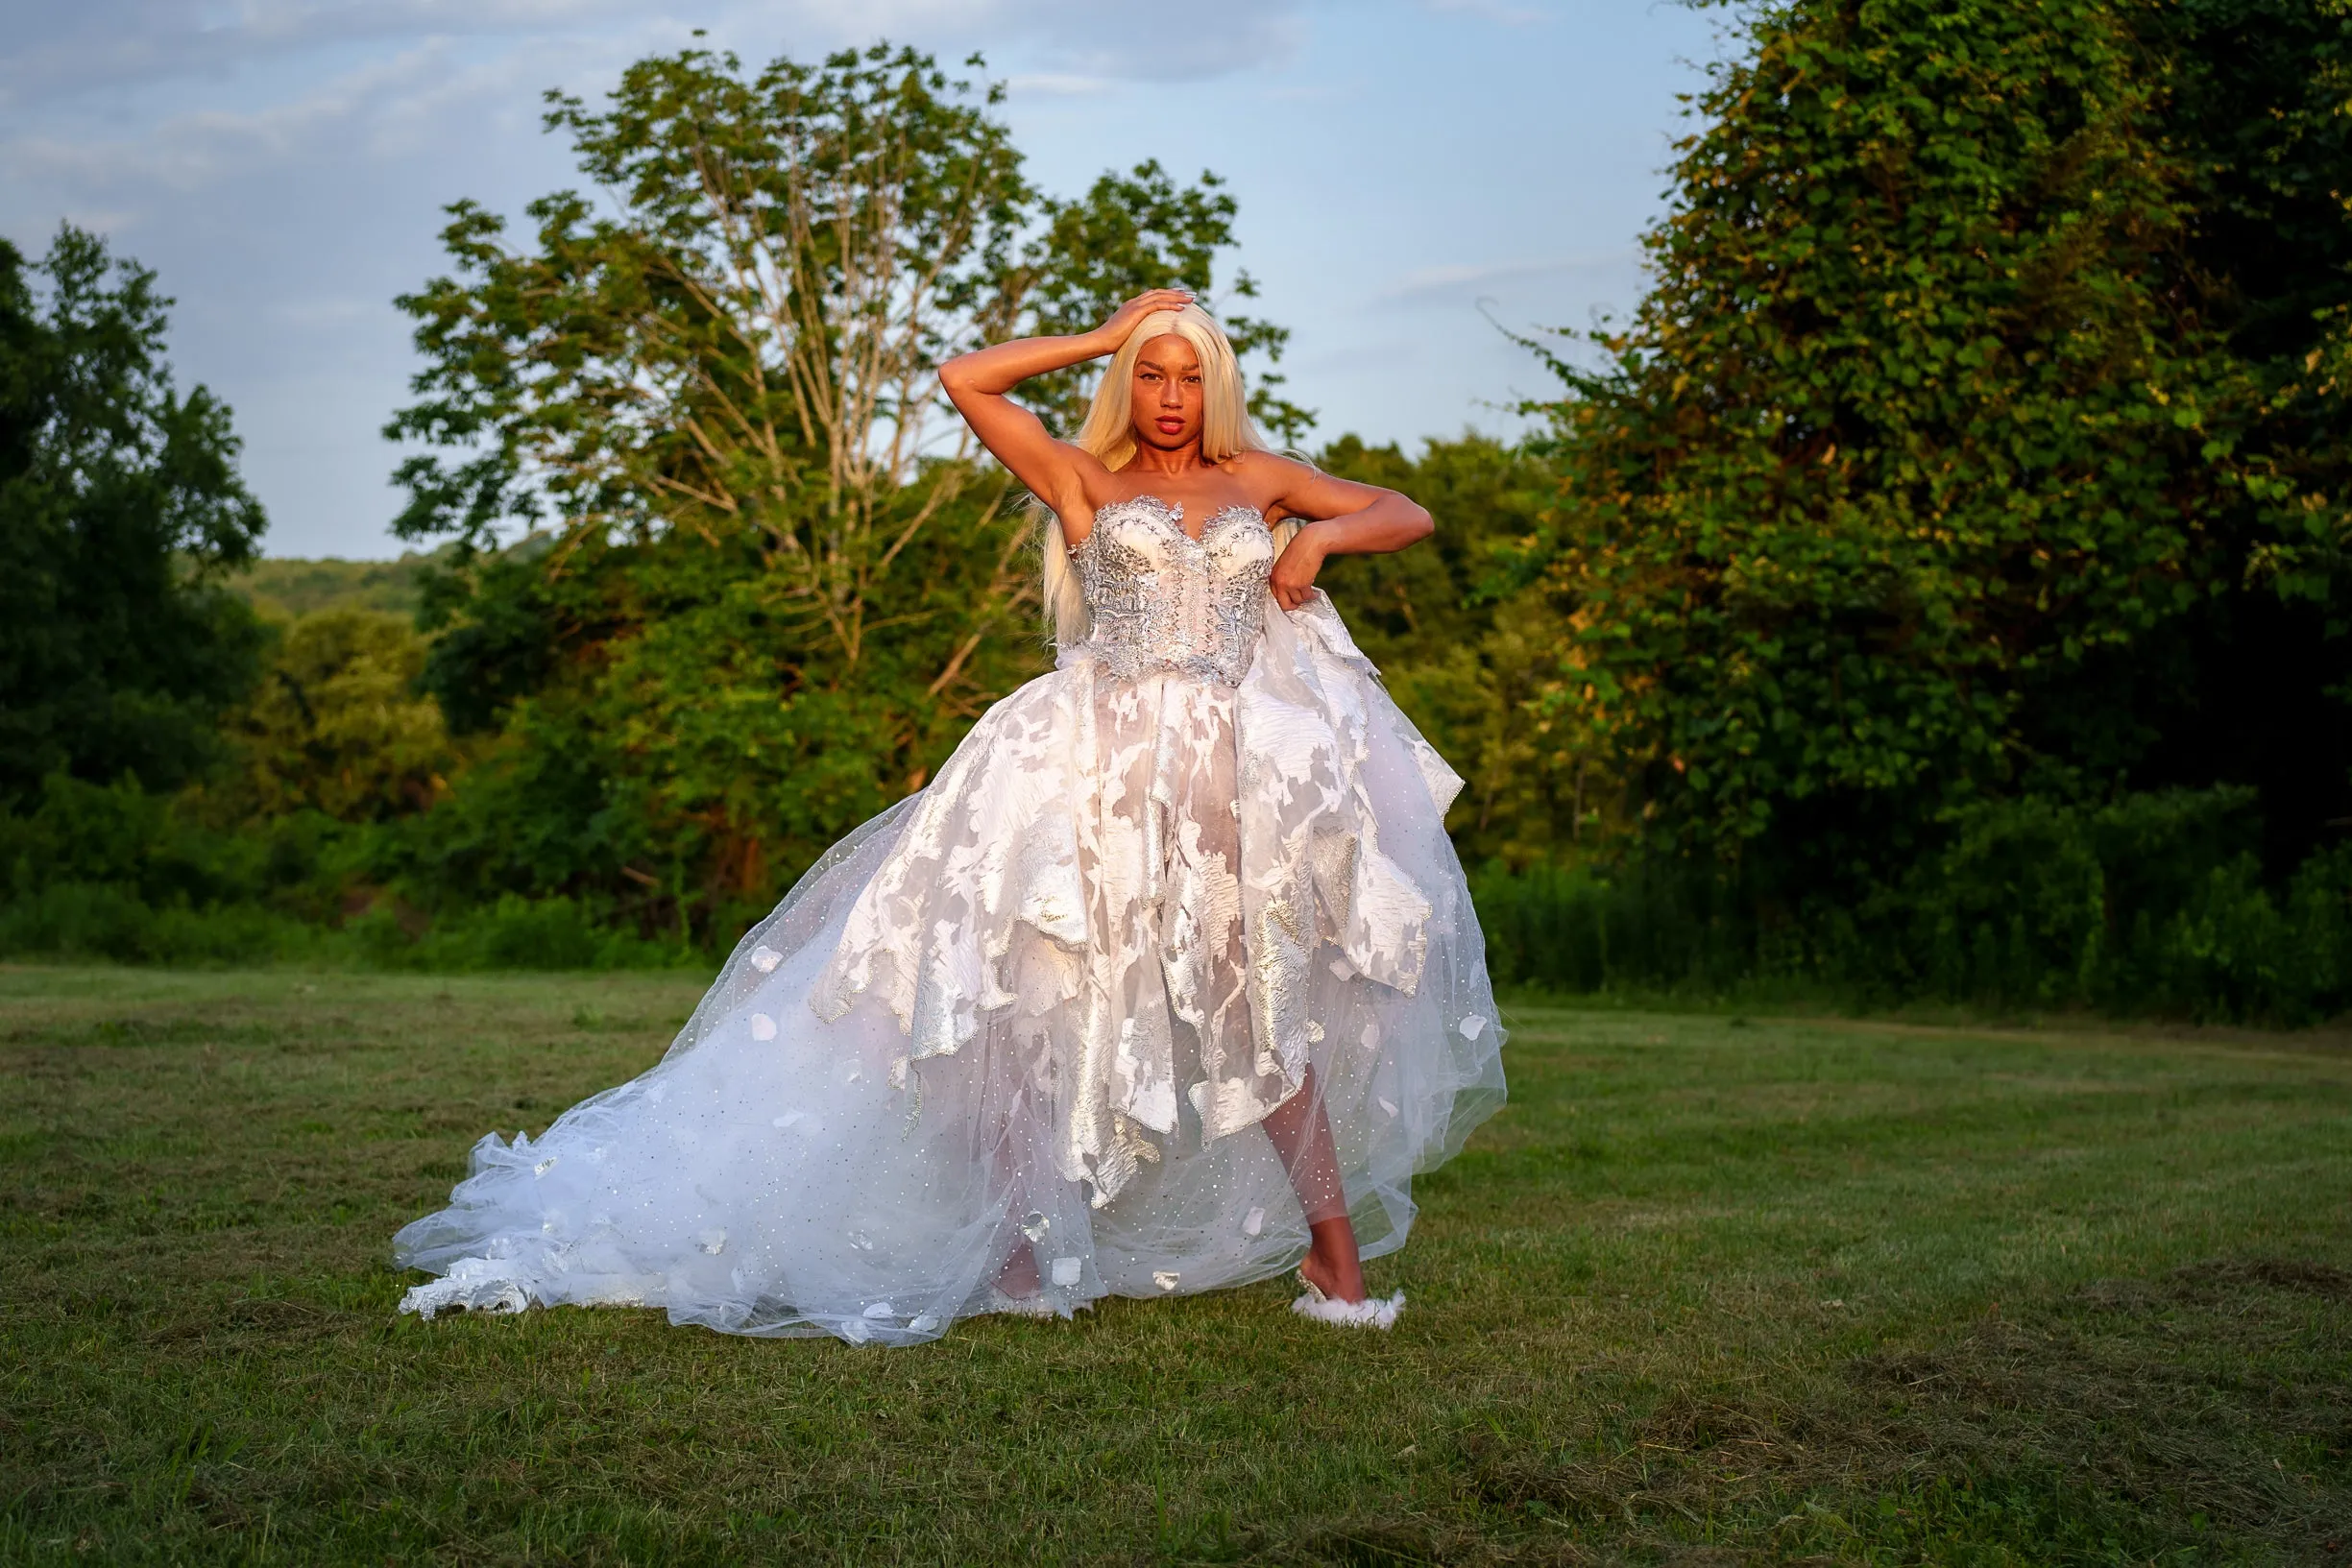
[1290,1281,1405,1329]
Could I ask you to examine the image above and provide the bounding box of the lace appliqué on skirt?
[392,570,1504,1346]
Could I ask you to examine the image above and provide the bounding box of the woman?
[396,290,1505,1343]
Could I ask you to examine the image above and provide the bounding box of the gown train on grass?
[395,499,1506,1344]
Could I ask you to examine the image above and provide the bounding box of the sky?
[0,0,1728,560]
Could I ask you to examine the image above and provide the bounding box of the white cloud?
[0,0,644,100]
[1418,0,1547,24]
[1375,250,1637,308]
[0,0,1306,106]
[0,0,1315,239]
[1008,1,1307,80]
[1006,73,1118,98]
[0,39,532,190]
[50,208,144,238]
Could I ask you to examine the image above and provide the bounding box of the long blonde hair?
[1041,304,1287,647]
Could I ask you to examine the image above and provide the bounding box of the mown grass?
[2,966,2348,1564]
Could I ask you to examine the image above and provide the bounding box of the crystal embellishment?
[1072,498,1273,688]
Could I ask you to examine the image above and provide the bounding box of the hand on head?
[1094,287,1198,349]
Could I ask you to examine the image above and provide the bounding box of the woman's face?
[1128,333,1204,452]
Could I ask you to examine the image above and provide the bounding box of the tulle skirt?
[395,595,1506,1344]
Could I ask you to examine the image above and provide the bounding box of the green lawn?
[3,966,2348,1564]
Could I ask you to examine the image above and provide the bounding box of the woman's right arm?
[939,287,1194,518]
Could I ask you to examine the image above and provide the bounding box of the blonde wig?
[1041,304,1291,647]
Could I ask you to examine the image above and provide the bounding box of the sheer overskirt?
[395,591,1506,1345]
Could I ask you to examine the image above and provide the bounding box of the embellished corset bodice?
[1073,497,1273,687]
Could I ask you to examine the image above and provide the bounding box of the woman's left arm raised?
[1243,453,1435,613]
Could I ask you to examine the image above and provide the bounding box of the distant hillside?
[227,538,560,621]
[228,553,445,620]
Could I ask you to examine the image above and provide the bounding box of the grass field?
[3,966,2348,1564]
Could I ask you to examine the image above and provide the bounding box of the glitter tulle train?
[394,499,1506,1344]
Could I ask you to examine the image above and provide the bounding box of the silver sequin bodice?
[1073,497,1273,687]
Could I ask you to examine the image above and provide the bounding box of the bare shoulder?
[1228,448,1320,506]
[1232,448,1393,526]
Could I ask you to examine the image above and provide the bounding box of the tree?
[386,44,1297,934]
[1015,160,1310,443]
[1315,435,1582,867]
[2122,0,2352,874]
[218,610,457,823]
[1520,0,2246,897]
[0,226,267,805]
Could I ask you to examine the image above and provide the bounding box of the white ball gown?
[395,497,1507,1344]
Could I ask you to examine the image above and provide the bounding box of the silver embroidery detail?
[1074,498,1273,688]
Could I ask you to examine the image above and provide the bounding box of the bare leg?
[989,1083,1046,1299]
[995,1242,1042,1298]
[1261,1067,1366,1302]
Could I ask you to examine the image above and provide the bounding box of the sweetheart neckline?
[1082,495,1268,550]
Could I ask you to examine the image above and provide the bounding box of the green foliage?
[2128,0,2352,872]
[346,894,688,972]
[1316,434,1590,866]
[210,610,458,823]
[226,550,447,619]
[1015,159,1311,442]
[1522,0,2352,895]
[0,771,691,971]
[1472,860,1755,996]
[386,43,1290,938]
[1477,785,2352,1024]
[0,880,318,966]
[0,226,269,806]
[388,44,1025,557]
[0,772,352,963]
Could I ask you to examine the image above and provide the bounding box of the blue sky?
[0,0,1727,559]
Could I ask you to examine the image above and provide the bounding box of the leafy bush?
[1906,796,2118,1007]
[1513,0,2352,910]
[348,895,689,972]
[1479,789,2352,1024]
[0,881,319,965]
[0,772,356,914]
[215,608,457,823]
[0,774,691,972]
[1474,860,1753,996]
